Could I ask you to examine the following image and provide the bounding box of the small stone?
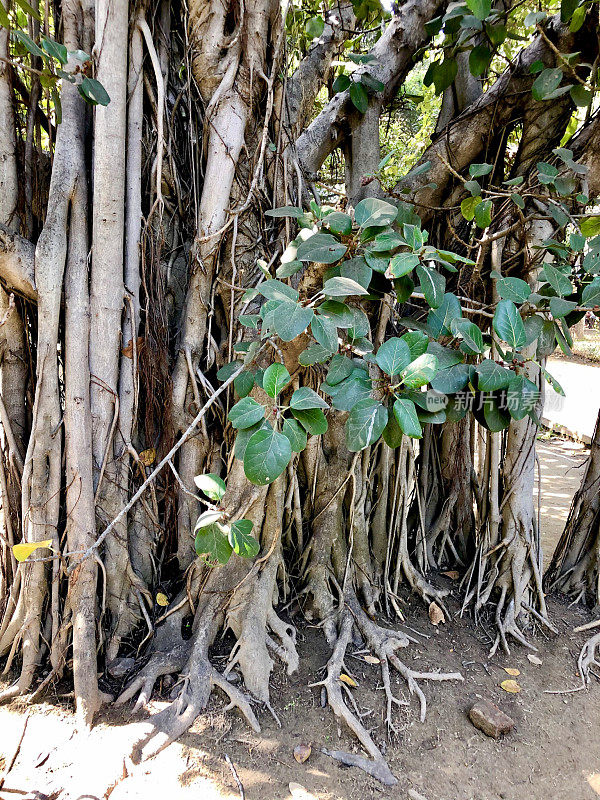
[468,698,514,738]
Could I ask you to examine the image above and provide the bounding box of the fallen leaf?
[122,336,145,358]
[442,570,459,580]
[293,743,311,763]
[339,673,358,687]
[289,782,318,800]
[527,654,542,666]
[139,448,156,466]
[156,592,169,607]
[500,679,521,693]
[13,540,53,562]
[503,667,520,677]
[587,773,600,796]
[363,655,380,664]
[428,601,445,626]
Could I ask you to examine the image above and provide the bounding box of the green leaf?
[194,473,226,502]
[382,407,404,448]
[427,341,463,369]
[511,192,525,209]
[243,428,292,485]
[78,76,110,106]
[580,216,600,238]
[272,301,313,341]
[305,15,324,38]
[549,297,577,317]
[402,331,429,361]
[532,68,563,102]
[290,387,329,410]
[281,417,308,453]
[507,375,540,421]
[265,206,305,218]
[349,81,369,113]
[375,337,412,377]
[537,320,558,359]
[469,45,491,76]
[496,277,531,303]
[292,407,328,434]
[493,299,526,348]
[474,199,492,228]
[234,420,270,460]
[41,37,68,64]
[393,398,422,438]
[416,263,445,308]
[461,195,482,221]
[310,313,339,353]
[401,353,438,389]
[297,234,346,264]
[345,399,387,451]
[427,293,462,337]
[466,0,491,19]
[0,0,10,26]
[354,198,398,229]
[570,84,593,107]
[582,277,600,307]
[541,365,565,396]
[229,519,260,558]
[542,263,573,297]
[323,276,370,296]
[561,0,578,22]
[234,370,254,398]
[389,252,419,278]
[476,359,513,390]
[469,163,493,178]
[324,212,353,236]
[431,363,472,394]
[259,279,298,302]
[195,522,232,564]
[482,397,511,432]
[450,318,484,353]
[360,72,385,93]
[326,355,354,386]
[298,342,332,366]
[228,397,265,429]
[13,0,41,20]
[263,363,291,398]
[332,73,351,93]
[12,29,44,57]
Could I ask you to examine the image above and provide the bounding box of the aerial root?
[312,601,463,786]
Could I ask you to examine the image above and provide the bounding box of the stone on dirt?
[468,698,514,738]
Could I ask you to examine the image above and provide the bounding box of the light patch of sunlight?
[587,773,600,796]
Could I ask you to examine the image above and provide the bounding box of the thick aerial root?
[312,599,463,786]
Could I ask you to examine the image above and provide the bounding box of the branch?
[285,0,356,136]
[295,0,446,178]
[394,14,597,218]
[0,224,37,300]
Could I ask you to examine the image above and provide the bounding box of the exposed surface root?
[578,631,600,688]
[312,596,463,785]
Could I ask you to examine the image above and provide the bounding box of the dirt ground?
[1,439,599,800]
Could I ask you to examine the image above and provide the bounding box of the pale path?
[542,358,600,443]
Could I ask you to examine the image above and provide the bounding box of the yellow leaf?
[12,540,53,562]
[339,673,358,687]
[293,743,311,763]
[156,592,169,607]
[500,679,521,693]
[428,601,445,626]
[363,655,380,664]
[503,667,520,677]
[139,448,156,466]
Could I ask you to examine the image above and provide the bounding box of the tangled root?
[313,595,463,785]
